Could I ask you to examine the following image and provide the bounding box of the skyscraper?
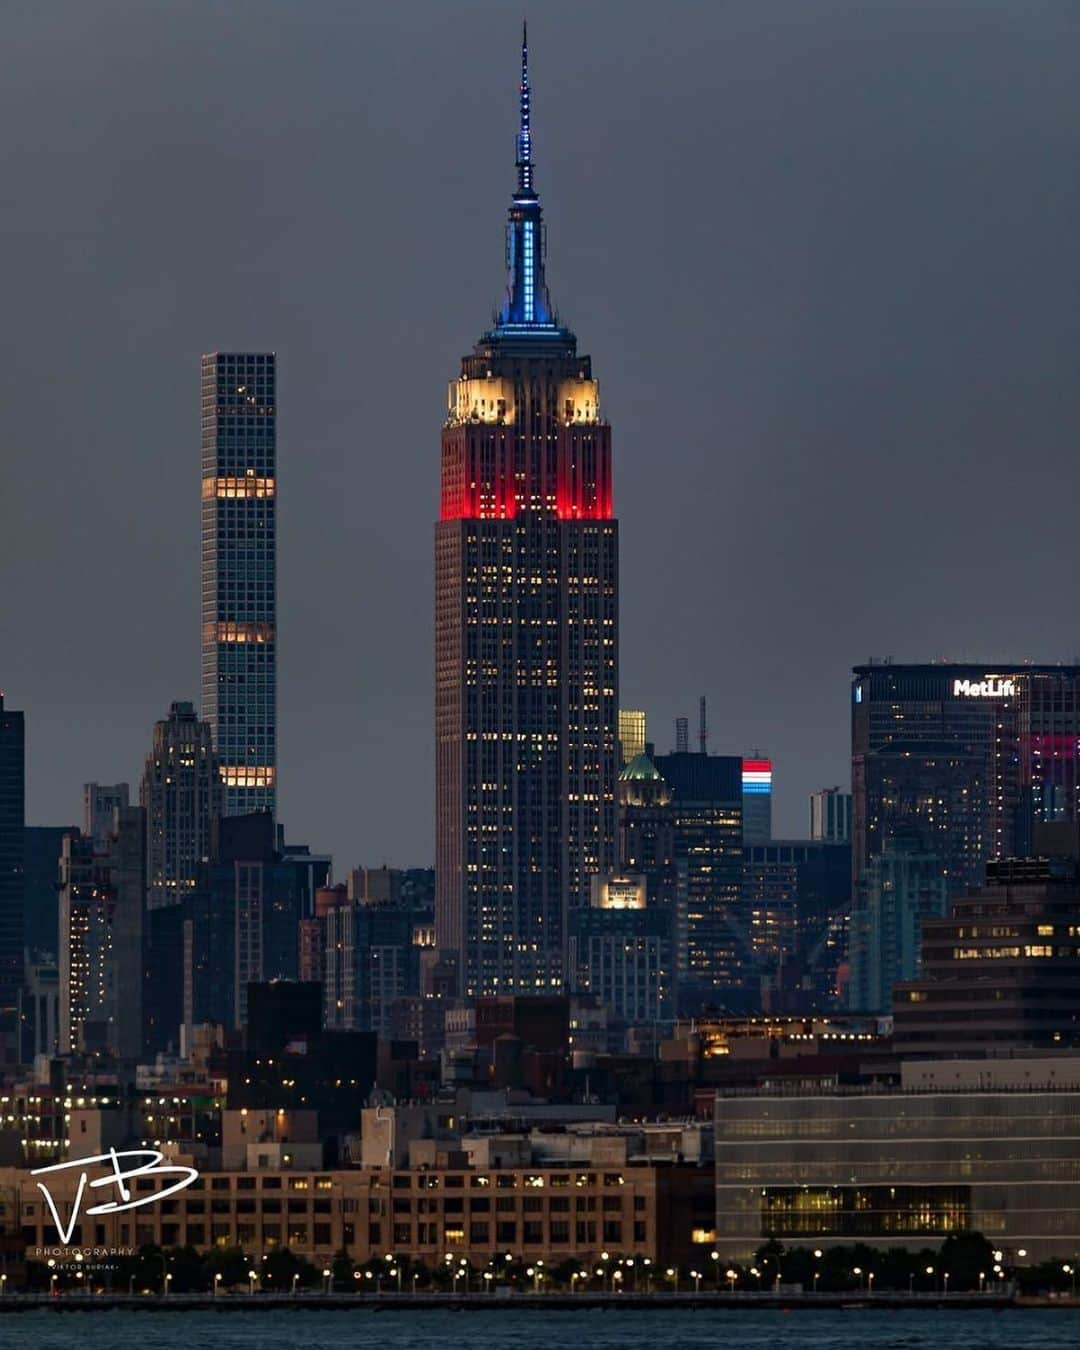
[741,756,773,845]
[201,351,277,818]
[618,709,647,766]
[652,751,744,1012]
[0,694,25,1045]
[809,786,852,844]
[435,29,618,996]
[82,783,130,850]
[851,662,1080,897]
[141,701,221,909]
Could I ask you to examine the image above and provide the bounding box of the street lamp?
[248,1270,257,1296]
[321,1268,331,1295]
[711,1250,720,1288]
[164,1272,172,1298]
[215,1272,223,1298]
[727,1268,738,1294]
[854,1266,862,1292]
[691,1270,701,1295]
[943,1272,950,1298]
[749,1266,760,1290]
[292,1273,299,1296]
[667,1267,678,1293]
[979,1272,986,1293]
[868,1272,875,1296]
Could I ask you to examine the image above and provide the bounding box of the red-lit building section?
[440,421,612,522]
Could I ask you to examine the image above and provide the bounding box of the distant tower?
[698,695,708,754]
[810,786,852,844]
[201,351,277,818]
[742,755,773,845]
[141,702,221,909]
[83,783,130,851]
[435,27,618,996]
[618,709,647,766]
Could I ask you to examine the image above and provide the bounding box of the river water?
[2,1308,1077,1349]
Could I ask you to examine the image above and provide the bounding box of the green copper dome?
[619,752,663,783]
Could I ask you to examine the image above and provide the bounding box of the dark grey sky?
[3,1,1080,867]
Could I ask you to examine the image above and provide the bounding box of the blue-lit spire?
[494,21,564,337]
[516,20,533,196]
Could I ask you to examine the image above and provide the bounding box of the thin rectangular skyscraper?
[200,352,277,818]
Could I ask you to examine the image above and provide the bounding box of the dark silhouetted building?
[435,32,617,996]
[182,813,329,1040]
[141,701,221,909]
[742,839,852,1011]
[23,825,76,956]
[653,751,743,1012]
[201,351,277,818]
[894,825,1080,1054]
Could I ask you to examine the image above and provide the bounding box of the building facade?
[893,843,1080,1055]
[652,752,743,1012]
[201,351,277,818]
[714,1069,1080,1261]
[809,787,851,844]
[82,783,129,851]
[141,701,221,910]
[742,839,851,1010]
[851,663,1080,898]
[435,34,617,995]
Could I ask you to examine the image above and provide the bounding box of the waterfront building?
[714,1058,1080,1261]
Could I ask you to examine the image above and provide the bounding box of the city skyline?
[4,3,1080,869]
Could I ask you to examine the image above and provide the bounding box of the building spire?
[516,20,533,196]
[494,20,566,336]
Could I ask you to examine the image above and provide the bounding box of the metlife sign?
[953,677,1016,699]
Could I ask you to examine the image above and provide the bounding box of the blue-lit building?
[201,352,277,818]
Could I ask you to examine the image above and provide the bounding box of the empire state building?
[435,28,618,996]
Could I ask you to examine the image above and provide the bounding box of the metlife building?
[852,662,1080,899]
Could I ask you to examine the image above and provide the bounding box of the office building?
[809,786,851,844]
[183,814,329,1036]
[141,701,220,909]
[0,695,24,1062]
[741,757,772,845]
[435,33,618,995]
[848,828,948,1012]
[323,898,420,1037]
[653,752,743,1012]
[568,872,673,1024]
[851,662,1080,898]
[894,829,1080,1055]
[714,1060,1080,1261]
[57,807,144,1058]
[201,350,277,818]
[742,839,851,1010]
[82,783,129,850]
[618,709,647,766]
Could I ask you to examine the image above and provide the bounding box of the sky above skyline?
[3,1,1080,868]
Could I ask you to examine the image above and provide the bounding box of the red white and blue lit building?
[741,757,773,846]
[435,29,618,996]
